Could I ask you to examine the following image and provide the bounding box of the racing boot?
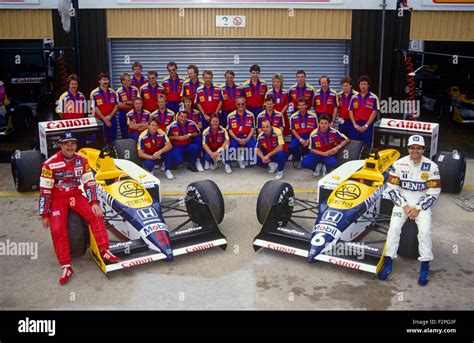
[100,248,120,263]
[378,256,392,280]
[418,261,430,286]
[59,265,74,285]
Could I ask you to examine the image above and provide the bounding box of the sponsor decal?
[276,227,306,237]
[74,167,82,177]
[141,223,168,236]
[421,162,431,171]
[119,181,145,198]
[385,119,433,132]
[74,158,82,166]
[45,118,92,130]
[185,242,215,253]
[174,226,203,236]
[420,172,430,181]
[40,168,52,178]
[328,258,361,270]
[267,243,296,255]
[64,170,73,177]
[136,207,158,220]
[313,224,340,238]
[401,181,426,191]
[49,162,66,169]
[55,171,64,178]
[328,198,353,208]
[321,210,343,224]
[109,241,133,249]
[392,212,402,217]
[335,184,361,200]
[121,257,154,268]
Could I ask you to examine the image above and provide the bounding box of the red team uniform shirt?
[266,88,290,114]
[288,83,315,110]
[256,110,285,130]
[221,84,243,112]
[137,129,170,155]
[337,90,358,120]
[349,92,380,121]
[242,79,268,109]
[57,91,87,119]
[309,127,348,152]
[257,127,287,153]
[181,79,203,107]
[290,111,319,136]
[202,126,229,151]
[161,76,184,103]
[90,87,117,118]
[166,120,200,146]
[151,108,175,132]
[195,84,223,114]
[140,83,164,112]
[132,75,147,90]
[313,88,339,115]
[127,109,151,136]
[226,110,255,136]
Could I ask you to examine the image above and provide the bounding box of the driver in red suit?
[39,132,120,284]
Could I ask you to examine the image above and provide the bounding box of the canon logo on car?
[267,244,296,255]
[385,119,432,132]
[185,242,214,253]
[328,258,361,270]
[45,118,93,130]
[120,257,154,268]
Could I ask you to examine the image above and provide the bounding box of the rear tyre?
[397,220,419,259]
[336,140,365,165]
[434,150,466,193]
[256,180,294,226]
[10,149,43,192]
[112,138,140,165]
[67,211,90,258]
[186,180,225,224]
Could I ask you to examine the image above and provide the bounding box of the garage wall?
[107,8,352,39]
[410,11,474,41]
[0,10,53,39]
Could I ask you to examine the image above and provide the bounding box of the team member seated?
[288,98,319,169]
[182,95,203,130]
[202,115,231,173]
[256,120,289,180]
[166,111,203,172]
[127,97,151,141]
[151,94,175,132]
[137,120,174,179]
[302,115,349,176]
[226,97,256,169]
[256,96,285,135]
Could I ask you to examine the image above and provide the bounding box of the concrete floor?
[0,160,473,310]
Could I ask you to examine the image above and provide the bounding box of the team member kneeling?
[127,97,151,141]
[202,115,231,173]
[167,111,203,173]
[302,115,349,176]
[137,119,173,179]
[256,120,289,180]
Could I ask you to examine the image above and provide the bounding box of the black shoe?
[187,164,198,172]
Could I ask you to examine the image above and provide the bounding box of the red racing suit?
[39,152,109,266]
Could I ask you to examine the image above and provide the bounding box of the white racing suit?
[384,155,441,261]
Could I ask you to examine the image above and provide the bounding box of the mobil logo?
[314,224,340,238]
[141,222,168,236]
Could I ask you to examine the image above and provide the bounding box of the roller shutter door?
[109,38,349,90]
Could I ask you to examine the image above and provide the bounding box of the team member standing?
[256,120,288,180]
[242,64,268,117]
[195,70,222,130]
[127,98,151,141]
[348,75,380,148]
[337,76,358,138]
[151,94,175,132]
[90,72,119,144]
[57,74,87,119]
[220,70,243,128]
[140,71,164,113]
[379,135,441,286]
[167,111,203,172]
[202,115,231,173]
[131,62,147,90]
[313,76,339,123]
[226,97,256,169]
[39,131,119,284]
[181,64,202,109]
[137,119,174,179]
[288,70,315,112]
[162,61,184,113]
[302,115,349,176]
[266,73,290,136]
[116,73,139,139]
[256,96,285,134]
[289,98,319,169]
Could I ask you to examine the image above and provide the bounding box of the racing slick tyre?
[256,180,294,226]
[67,211,90,258]
[336,140,364,165]
[112,139,140,165]
[397,220,419,259]
[10,149,43,192]
[186,180,225,224]
[434,150,466,193]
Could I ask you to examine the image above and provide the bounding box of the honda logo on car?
[267,243,296,255]
[121,256,154,268]
[328,258,361,270]
[313,224,340,238]
[185,242,215,253]
[141,223,168,236]
[321,210,343,224]
[45,118,94,130]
